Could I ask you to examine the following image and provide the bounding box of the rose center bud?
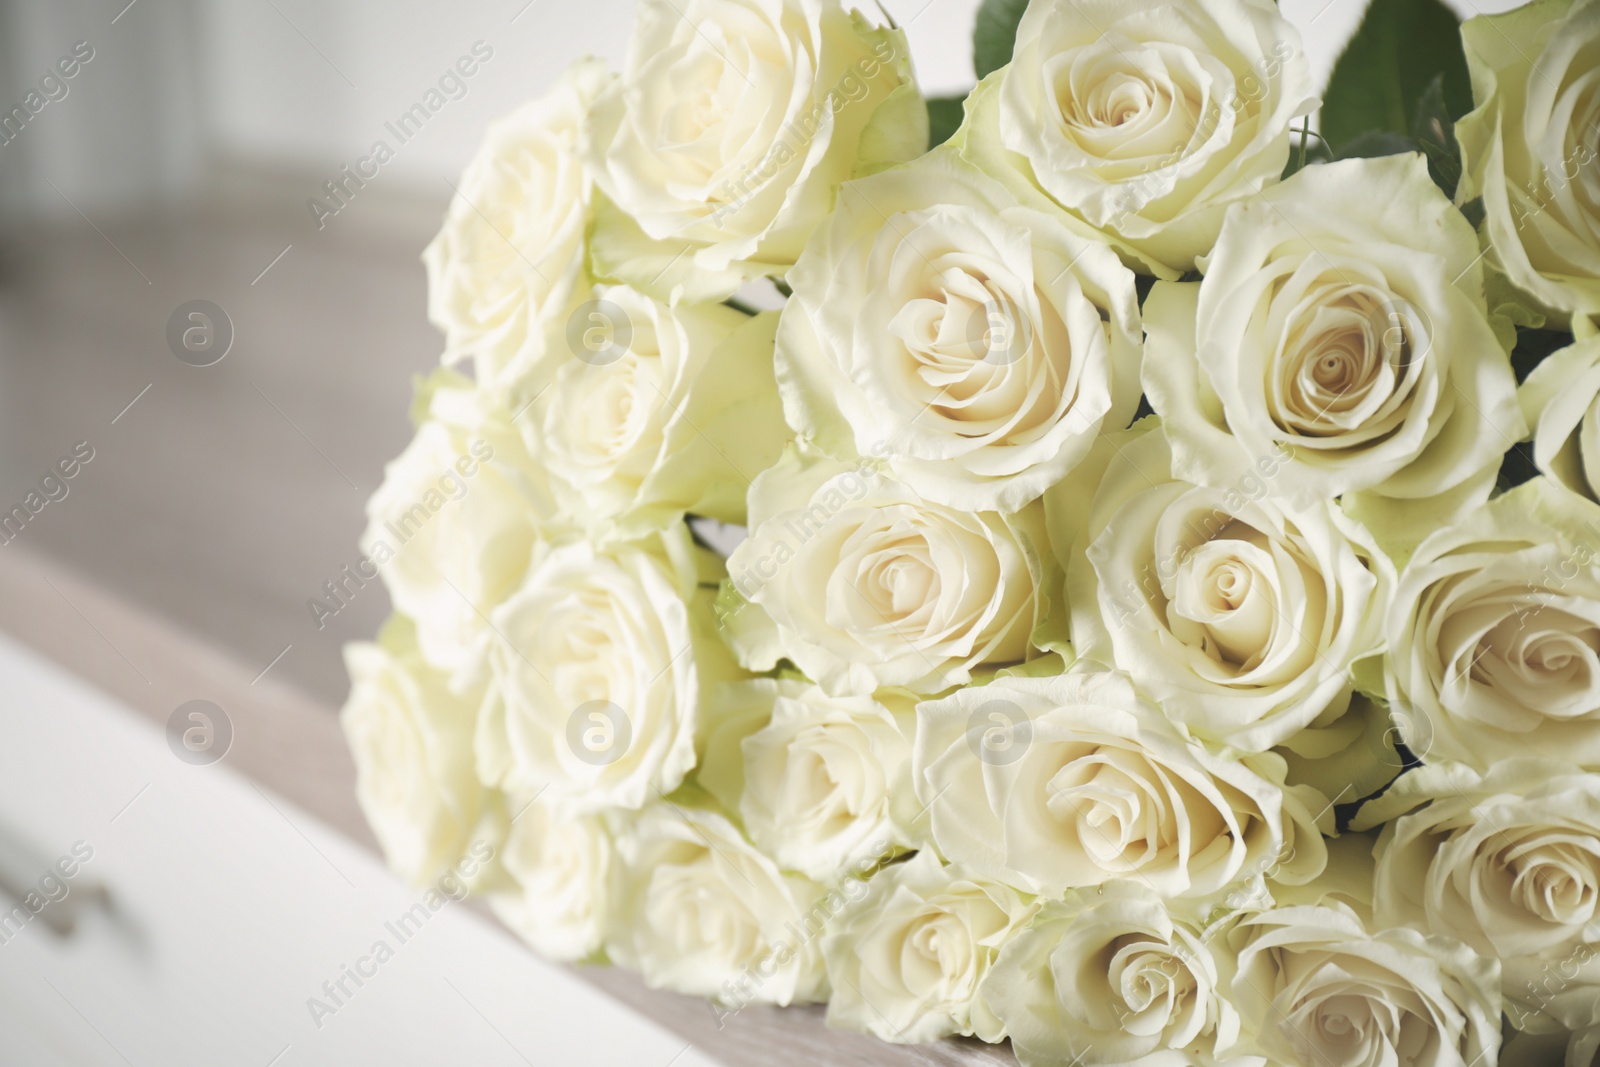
[1507,839,1600,926]
[905,912,969,997]
[1169,537,1276,670]
[1051,40,1199,163]
[1467,604,1600,717]
[1110,939,1191,1028]
[1047,755,1169,868]
[1298,992,1382,1063]
[1274,276,1421,438]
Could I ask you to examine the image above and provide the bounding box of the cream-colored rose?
[1457,0,1600,326]
[521,291,786,540]
[423,59,611,387]
[1522,334,1600,502]
[722,448,1050,696]
[1065,418,1391,753]
[585,0,924,300]
[475,526,739,812]
[776,148,1142,512]
[912,670,1292,904]
[1386,478,1600,772]
[957,0,1315,274]
[342,616,488,886]
[1144,155,1526,511]
[1370,759,1600,1034]
[490,797,614,963]
[733,680,914,882]
[981,881,1242,1067]
[1230,902,1501,1067]
[361,373,549,676]
[608,804,827,1005]
[823,849,1035,1045]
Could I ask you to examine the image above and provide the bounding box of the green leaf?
[1334,129,1422,160]
[1320,0,1473,151]
[1411,74,1463,196]
[926,95,967,150]
[973,0,1030,79]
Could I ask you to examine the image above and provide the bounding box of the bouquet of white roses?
[341,0,1600,1062]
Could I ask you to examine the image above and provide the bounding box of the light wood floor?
[0,171,446,705]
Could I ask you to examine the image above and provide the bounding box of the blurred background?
[0,1,1520,1064]
[0,0,992,705]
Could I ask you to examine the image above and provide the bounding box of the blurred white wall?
[0,0,983,225]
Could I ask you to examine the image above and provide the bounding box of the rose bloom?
[1522,334,1600,502]
[1229,902,1502,1067]
[1365,759,1600,1033]
[823,850,1035,1045]
[1386,477,1600,771]
[777,149,1142,513]
[709,678,914,883]
[723,449,1051,696]
[522,289,787,540]
[912,670,1312,903]
[423,59,610,388]
[1144,154,1525,513]
[1457,0,1600,325]
[342,616,489,886]
[490,797,614,963]
[1064,418,1392,753]
[607,804,827,1005]
[981,881,1242,1067]
[585,0,924,300]
[361,374,549,677]
[476,527,739,812]
[959,0,1316,273]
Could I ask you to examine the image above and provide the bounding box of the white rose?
[490,797,614,963]
[524,290,787,539]
[823,849,1036,1045]
[1457,0,1600,326]
[341,616,488,886]
[1064,417,1392,753]
[1144,154,1526,512]
[958,0,1315,274]
[1230,902,1502,1067]
[722,448,1051,696]
[715,679,915,882]
[361,374,548,676]
[585,0,924,300]
[1386,478,1600,771]
[476,526,739,812]
[912,670,1293,904]
[423,59,611,387]
[608,804,827,1005]
[1370,759,1600,1033]
[776,148,1142,513]
[1522,334,1600,502]
[981,881,1243,1067]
